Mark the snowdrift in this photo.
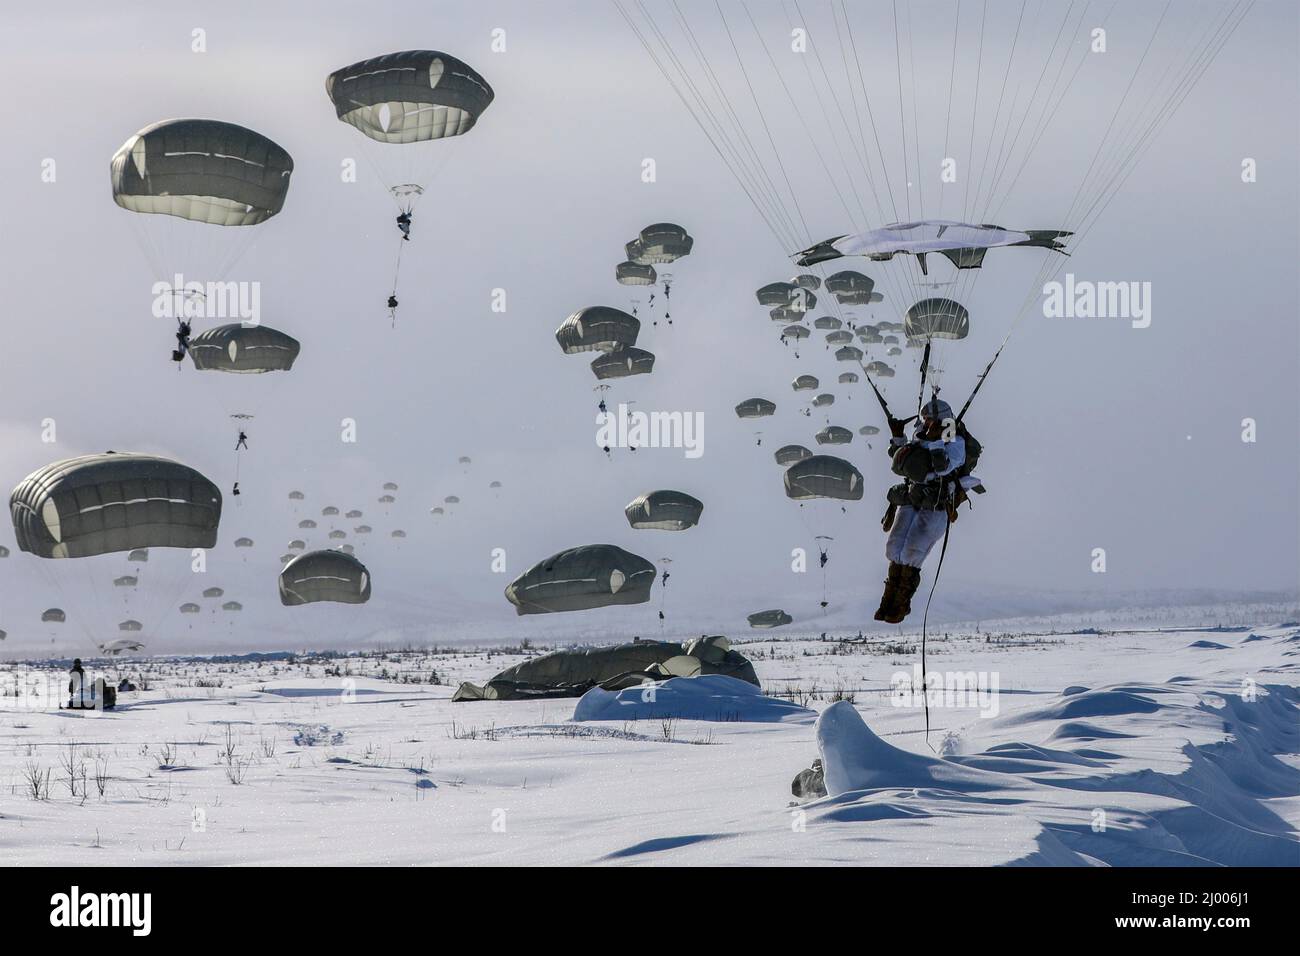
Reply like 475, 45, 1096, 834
809, 677, 1300, 866
573, 674, 815, 723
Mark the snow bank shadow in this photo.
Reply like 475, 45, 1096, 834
603, 833, 733, 859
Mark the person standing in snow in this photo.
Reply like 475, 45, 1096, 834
67, 658, 87, 709
875, 396, 981, 623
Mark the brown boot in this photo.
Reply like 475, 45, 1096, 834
894, 565, 923, 621
874, 562, 904, 622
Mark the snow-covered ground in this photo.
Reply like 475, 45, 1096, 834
1, 622, 1296, 866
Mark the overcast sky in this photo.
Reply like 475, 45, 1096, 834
0, 1, 1294, 655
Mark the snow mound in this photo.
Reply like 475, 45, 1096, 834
1188, 640, 1230, 649
809, 682, 1300, 866
816, 701, 1000, 796
573, 674, 815, 723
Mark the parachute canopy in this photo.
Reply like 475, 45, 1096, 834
624, 491, 704, 531
904, 298, 970, 342
591, 346, 655, 380
556, 307, 640, 354
326, 50, 495, 144
505, 544, 654, 616
816, 426, 853, 446
279, 549, 372, 606
627, 223, 693, 264
784, 455, 864, 501
748, 609, 793, 629
188, 324, 300, 373
774, 444, 812, 466
824, 271, 877, 303
11, 453, 221, 559
755, 281, 799, 306
798, 221, 1070, 274
111, 119, 293, 226
615, 261, 657, 286
735, 398, 776, 419
792, 375, 819, 391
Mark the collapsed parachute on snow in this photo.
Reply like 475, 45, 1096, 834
505, 544, 655, 615
452, 635, 757, 702
10, 453, 221, 559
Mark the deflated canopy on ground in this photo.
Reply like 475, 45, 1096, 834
453, 635, 758, 701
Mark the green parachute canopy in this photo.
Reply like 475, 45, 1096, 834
278, 549, 371, 606
505, 544, 655, 615
111, 119, 293, 226
326, 50, 494, 144
10, 453, 221, 559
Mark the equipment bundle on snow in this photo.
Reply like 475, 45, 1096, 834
451, 635, 758, 702
791, 758, 826, 799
